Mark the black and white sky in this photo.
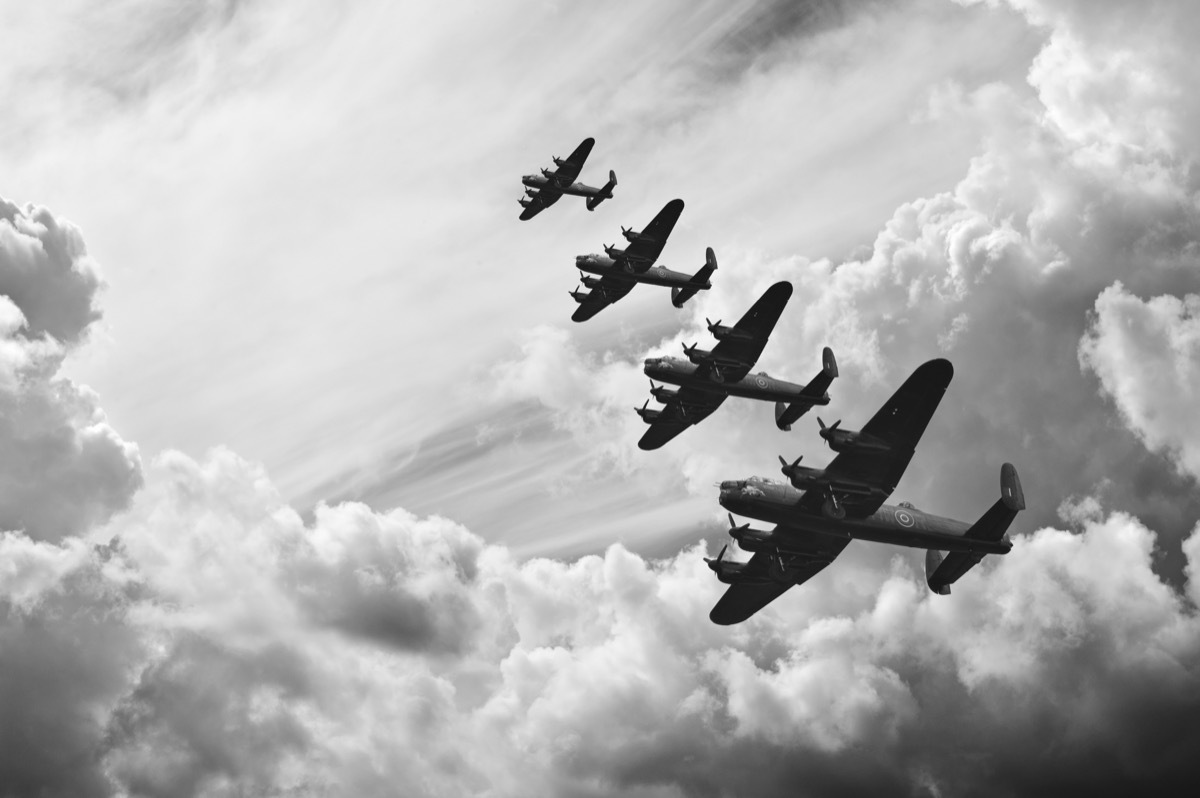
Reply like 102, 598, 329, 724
2, 0, 1200, 795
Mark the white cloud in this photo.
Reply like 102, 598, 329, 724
1080, 284, 1200, 480
5, 0, 1200, 794
3, 445, 1200, 795
1, 196, 141, 541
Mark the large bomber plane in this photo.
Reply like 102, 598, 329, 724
519, 137, 617, 221
707, 358, 1025, 624
637, 281, 838, 449
570, 199, 716, 322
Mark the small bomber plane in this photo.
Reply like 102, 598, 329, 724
707, 358, 1026, 624
570, 198, 715, 322
519, 137, 617, 221
637, 281, 838, 450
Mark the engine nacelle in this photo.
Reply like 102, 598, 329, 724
729, 525, 776, 553
683, 345, 714, 365
650, 385, 679, 403
818, 418, 888, 454
581, 275, 603, 290
708, 324, 736, 340
635, 401, 661, 423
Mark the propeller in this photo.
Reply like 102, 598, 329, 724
682, 342, 698, 356
817, 417, 841, 446
704, 544, 729, 571
727, 513, 749, 537
622, 225, 633, 236
778, 455, 803, 477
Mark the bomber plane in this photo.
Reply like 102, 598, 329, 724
706, 358, 1025, 624
519, 137, 617, 221
570, 199, 715, 322
637, 281, 837, 450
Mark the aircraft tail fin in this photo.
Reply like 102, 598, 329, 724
671, 247, 718, 308
774, 347, 837, 430
586, 170, 618, 211
925, 463, 1024, 594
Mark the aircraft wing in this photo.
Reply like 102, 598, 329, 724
637, 388, 725, 450
571, 273, 636, 322
703, 281, 793, 382
519, 188, 561, 220
622, 199, 684, 271
709, 531, 850, 624
799, 358, 954, 518
552, 137, 594, 184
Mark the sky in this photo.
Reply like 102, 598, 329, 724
2, 0, 1200, 795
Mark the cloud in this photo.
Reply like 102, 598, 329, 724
5, 0, 1200, 795
3, 444, 1200, 796
1080, 284, 1200, 480
484, 0, 1200, 565
1, 196, 141, 541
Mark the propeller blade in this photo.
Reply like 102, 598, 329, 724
817, 417, 827, 430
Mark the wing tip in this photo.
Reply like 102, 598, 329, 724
916, 357, 954, 385
708, 606, 744, 625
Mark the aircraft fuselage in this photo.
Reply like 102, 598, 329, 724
643, 356, 830, 404
718, 478, 1011, 555
576, 256, 707, 289
522, 174, 607, 197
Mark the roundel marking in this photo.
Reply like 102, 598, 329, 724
755, 376, 768, 388
895, 510, 915, 528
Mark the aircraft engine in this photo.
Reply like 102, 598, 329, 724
682, 342, 713, 365
726, 513, 775, 552
635, 400, 661, 423
649, 381, 678, 403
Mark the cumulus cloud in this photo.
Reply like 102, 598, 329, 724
488, 0, 1200, 562
2, 445, 1200, 796
1080, 284, 1200, 479
0, 196, 141, 540
6, 0, 1200, 795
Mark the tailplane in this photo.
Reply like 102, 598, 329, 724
926, 463, 1024, 594
775, 347, 837, 430
671, 247, 718, 308
586, 170, 618, 210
